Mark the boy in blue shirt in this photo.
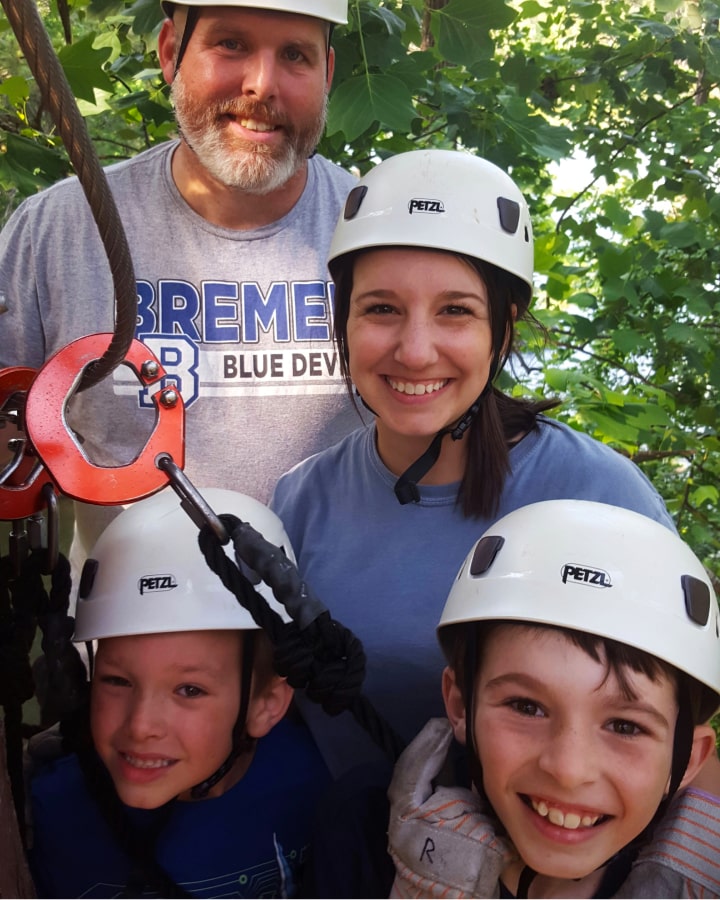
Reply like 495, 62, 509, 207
29, 488, 331, 898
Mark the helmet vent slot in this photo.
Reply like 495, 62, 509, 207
78, 558, 99, 600
497, 197, 520, 234
470, 535, 504, 576
343, 185, 368, 220
681, 574, 710, 626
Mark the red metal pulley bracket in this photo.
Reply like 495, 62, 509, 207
0, 366, 58, 520
24, 334, 185, 505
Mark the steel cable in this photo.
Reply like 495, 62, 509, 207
1, 0, 137, 391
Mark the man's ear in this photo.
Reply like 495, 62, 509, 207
678, 725, 718, 791
158, 17, 179, 85
245, 675, 293, 740
326, 46, 336, 90
442, 666, 467, 746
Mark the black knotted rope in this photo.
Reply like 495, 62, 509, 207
35, 553, 88, 727
0, 546, 86, 841
198, 515, 406, 762
0, 552, 38, 840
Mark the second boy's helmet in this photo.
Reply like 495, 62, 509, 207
440, 499, 720, 698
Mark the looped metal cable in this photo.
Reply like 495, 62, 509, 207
1, 0, 137, 391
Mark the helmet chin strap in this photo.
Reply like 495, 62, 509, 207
190, 631, 256, 799
393, 377, 493, 505
392, 343, 503, 505
172, 5, 199, 78
393, 398, 481, 504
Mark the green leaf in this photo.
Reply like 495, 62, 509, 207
432, 0, 517, 66
58, 34, 114, 103
690, 485, 720, 507
127, 0, 165, 36
659, 220, 702, 249
0, 76, 30, 105
327, 74, 416, 141
567, 292, 598, 310
582, 410, 642, 446
0, 134, 69, 192
543, 367, 584, 392
664, 323, 712, 354
610, 327, 648, 354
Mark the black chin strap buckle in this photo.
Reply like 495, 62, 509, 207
394, 480, 420, 505
392, 391, 486, 505
393, 429, 448, 505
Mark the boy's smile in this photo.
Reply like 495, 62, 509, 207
470, 624, 678, 883
91, 631, 245, 808
527, 796, 604, 829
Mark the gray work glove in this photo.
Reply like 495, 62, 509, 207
388, 718, 514, 898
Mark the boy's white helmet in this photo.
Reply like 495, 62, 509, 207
328, 149, 533, 308
440, 499, 720, 695
163, 0, 347, 23
74, 488, 295, 641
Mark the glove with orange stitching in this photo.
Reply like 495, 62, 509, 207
387, 718, 515, 899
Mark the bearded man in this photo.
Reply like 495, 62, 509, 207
0, 0, 358, 582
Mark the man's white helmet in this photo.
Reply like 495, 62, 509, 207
328, 149, 534, 308
74, 487, 295, 641
163, 0, 347, 24
440, 499, 720, 696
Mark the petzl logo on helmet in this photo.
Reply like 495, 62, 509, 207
138, 574, 178, 595
561, 564, 612, 588
408, 198, 445, 214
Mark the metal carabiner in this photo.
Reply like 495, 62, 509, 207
0, 366, 58, 520
27, 483, 59, 575
24, 334, 185, 505
156, 453, 229, 544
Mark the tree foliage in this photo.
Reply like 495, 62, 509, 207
1, 0, 719, 578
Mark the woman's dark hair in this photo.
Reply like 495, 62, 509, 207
439, 619, 720, 727
331, 248, 559, 519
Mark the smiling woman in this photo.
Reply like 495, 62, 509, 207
345, 248, 495, 484
270, 150, 677, 791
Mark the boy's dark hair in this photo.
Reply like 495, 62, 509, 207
439, 619, 720, 726
331, 250, 559, 519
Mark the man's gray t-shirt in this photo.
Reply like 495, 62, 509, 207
0, 140, 360, 567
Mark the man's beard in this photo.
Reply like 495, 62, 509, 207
171, 72, 328, 195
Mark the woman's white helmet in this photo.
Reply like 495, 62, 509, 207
162, 0, 347, 23
440, 499, 720, 696
328, 149, 534, 309
74, 487, 295, 642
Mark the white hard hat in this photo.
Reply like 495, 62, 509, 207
74, 487, 295, 641
439, 500, 720, 695
328, 149, 534, 308
163, 0, 347, 24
